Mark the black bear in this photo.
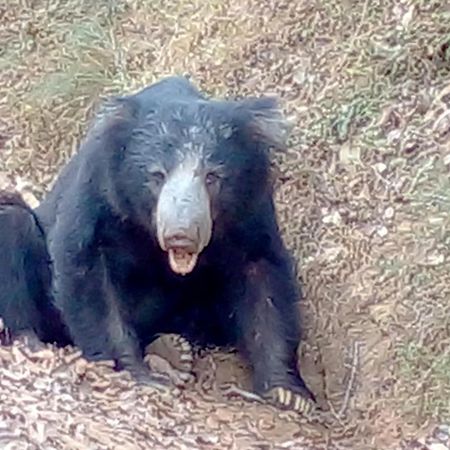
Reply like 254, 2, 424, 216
0, 191, 70, 347
0, 76, 315, 412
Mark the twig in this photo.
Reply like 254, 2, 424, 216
338, 341, 362, 419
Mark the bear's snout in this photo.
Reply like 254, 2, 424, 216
155, 161, 213, 275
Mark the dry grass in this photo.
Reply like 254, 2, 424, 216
1, 0, 450, 448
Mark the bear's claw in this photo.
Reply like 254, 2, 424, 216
264, 386, 315, 415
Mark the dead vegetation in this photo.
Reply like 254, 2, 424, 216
1, 0, 450, 448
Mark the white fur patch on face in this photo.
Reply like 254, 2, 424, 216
156, 151, 212, 276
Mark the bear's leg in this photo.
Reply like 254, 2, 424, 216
52, 253, 169, 388
234, 259, 315, 414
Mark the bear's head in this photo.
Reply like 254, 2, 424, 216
85, 77, 292, 275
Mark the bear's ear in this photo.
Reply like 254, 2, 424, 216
234, 97, 293, 150
84, 96, 139, 150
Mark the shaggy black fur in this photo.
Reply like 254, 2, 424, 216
0, 76, 314, 401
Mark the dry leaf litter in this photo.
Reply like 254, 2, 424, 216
1, 0, 450, 448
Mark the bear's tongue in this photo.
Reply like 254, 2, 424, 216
168, 248, 198, 275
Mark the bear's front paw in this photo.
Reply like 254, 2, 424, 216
264, 386, 316, 415
144, 333, 194, 384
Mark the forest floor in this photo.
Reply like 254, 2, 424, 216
1, 1, 450, 448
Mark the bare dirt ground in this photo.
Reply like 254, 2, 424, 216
1, 0, 450, 448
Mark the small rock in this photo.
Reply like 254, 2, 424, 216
377, 226, 388, 237
322, 246, 342, 261
387, 129, 402, 143
429, 444, 449, 450
322, 210, 342, 225
428, 217, 445, 225
426, 253, 445, 266
293, 68, 308, 85
373, 162, 387, 174
384, 207, 394, 219
196, 434, 219, 445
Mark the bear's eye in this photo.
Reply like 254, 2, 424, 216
205, 172, 221, 186
149, 170, 166, 186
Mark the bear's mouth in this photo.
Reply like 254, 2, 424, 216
168, 248, 199, 275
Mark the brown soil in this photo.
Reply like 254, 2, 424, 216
1, 0, 450, 448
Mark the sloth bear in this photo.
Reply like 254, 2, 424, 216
0, 76, 315, 412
